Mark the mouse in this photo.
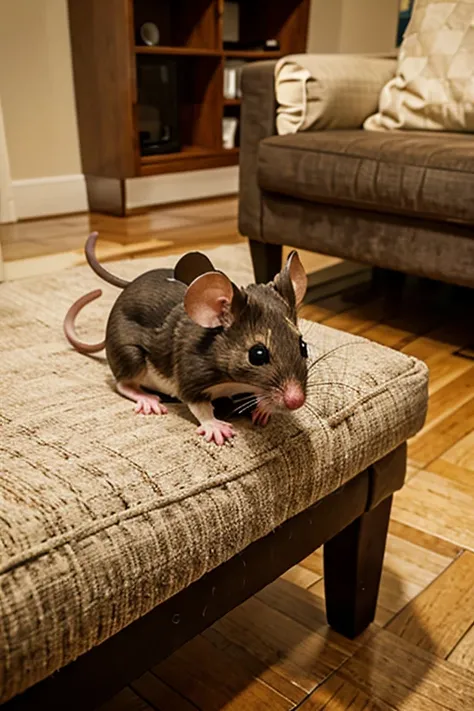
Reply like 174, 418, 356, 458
64, 232, 309, 445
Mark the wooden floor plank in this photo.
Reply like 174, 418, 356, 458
354, 321, 414, 349
298, 303, 333, 323
392, 463, 474, 551
131, 672, 199, 711
401, 331, 461, 363
255, 577, 370, 656
336, 629, 474, 711
209, 596, 349, 694
153, 634, 293, 710
202, 627, 306, 705
298, 673, 392, 710
418, 367, 474, 429
388, 520, 462, 560
300, 549, 324, 577
442, 429, 474, 473
280, 564, 322, 590
97, 687, 154, 711
321, 297, 388, 335
426, 354, 473, 395
448, 623, 474, 672
388, 552, 474, 658
408, 394, 474, 468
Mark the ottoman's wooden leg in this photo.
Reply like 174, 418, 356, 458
249, 240, 282, 283
323, 495, 392, 638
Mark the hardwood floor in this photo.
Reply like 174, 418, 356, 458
0, 198, 340, 280
2, 198, 473, 710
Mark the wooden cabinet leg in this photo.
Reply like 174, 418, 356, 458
323, 495, 392, 639
249, 240, 282, 283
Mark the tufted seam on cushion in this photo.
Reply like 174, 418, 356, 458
328, 358, 428, 427
0, 447, 277, 577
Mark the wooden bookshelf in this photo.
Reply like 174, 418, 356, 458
224, 50, 282, 59
68, 0, 310, 215
135, 46, 222, 57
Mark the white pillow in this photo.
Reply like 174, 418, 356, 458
365, 0, 474, 132
275, 54, 397, 135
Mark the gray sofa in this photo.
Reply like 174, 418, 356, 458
239, 59, 474, 288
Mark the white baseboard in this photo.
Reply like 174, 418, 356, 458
9, 166, 238, 219
126, 165, 239, 210
12, 174, 88, 220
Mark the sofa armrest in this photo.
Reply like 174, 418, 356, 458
238, 60, 278, 241
275, 54, 397, 134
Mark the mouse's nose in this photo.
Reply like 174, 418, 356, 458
283, 382, 306, 410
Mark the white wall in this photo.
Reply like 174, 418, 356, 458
307, 0, 400, 54
307, 0, 343, 53
0, 0, 81, 180
338, 0, 400, 54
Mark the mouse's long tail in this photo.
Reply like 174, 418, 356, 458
85, 231, 130, 289
63, 289, 106, 354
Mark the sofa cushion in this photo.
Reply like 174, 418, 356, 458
274, 54, 397, 135
258, 129, 474, 225
365, 0, 474, 133
0, 258, 428, 703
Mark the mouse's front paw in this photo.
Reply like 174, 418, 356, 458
251, 404, 272, 427
197, 419, 235, 445
135, 394, 168, 416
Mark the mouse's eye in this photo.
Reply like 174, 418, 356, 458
249, 343, 270, 366
299, 336, 308, 359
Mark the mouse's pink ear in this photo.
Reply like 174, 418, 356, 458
184, 271, 236, 328
274, 251, 307, 309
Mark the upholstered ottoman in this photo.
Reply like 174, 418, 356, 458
0, 263, 428, 710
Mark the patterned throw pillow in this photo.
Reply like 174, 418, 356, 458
365, 0, 474, 132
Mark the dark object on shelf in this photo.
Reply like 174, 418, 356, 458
224, 39, 280, 52
138, 21, 160, 46
137, 56, 180, 156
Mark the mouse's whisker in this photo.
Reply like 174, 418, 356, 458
234, 400, 260, 416
231, 394, 264, 416
230, 395, 256, 410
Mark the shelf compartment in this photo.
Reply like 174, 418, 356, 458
135, 54, 222, 161
133, 0, 219, 50
238, 0, 310, 56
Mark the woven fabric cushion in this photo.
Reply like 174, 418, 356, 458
365, 0, 474, 132
0, 258, 428, 703
275, 54, 397, 135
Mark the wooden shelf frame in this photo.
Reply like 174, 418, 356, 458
135, 46, 283, 59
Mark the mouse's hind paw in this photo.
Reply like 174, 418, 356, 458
116, 382, 168, 416
135, 394, 168, 416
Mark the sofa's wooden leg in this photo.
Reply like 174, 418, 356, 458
249, 240, 282, 283
323, 495, 392, 639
